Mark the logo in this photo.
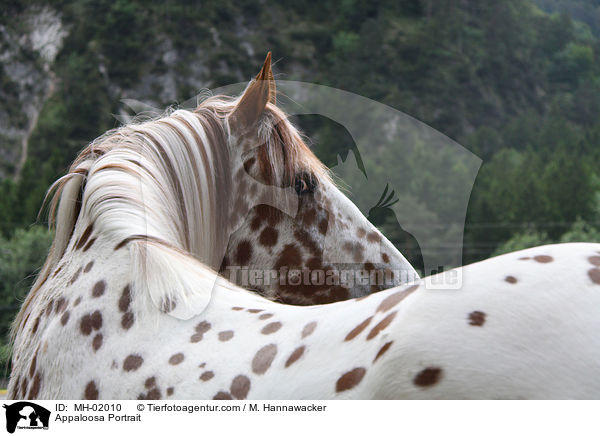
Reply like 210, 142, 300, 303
2, 402, 50, 433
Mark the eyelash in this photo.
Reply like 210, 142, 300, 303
294, 173, 317, 195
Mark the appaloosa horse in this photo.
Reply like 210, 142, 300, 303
8, 54, 600, 399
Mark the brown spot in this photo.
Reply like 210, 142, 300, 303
146, 388, 161, 399
377, 285, 419, 313
161, 297, 177, 313
218, 331, 234, 342
367, 232, 382, 243
285, 346, 305, 367
82, 237, 97, 252
92, 333, 103, 351
252, 344, 277, 375
230, 375, 251, 399
259, 227, 279, 247
55, 297, 67, 313
92, 280, 106, 298
69, 267, 82, 285
534, 255, 553, 263
275, 244, 302, 269
145, 377, 156, 388
301, 321, 317, 338
121, 311, 134, 329
518, 256, 530, 260
191, 321, 211, 342
259, 313, 274, 320
335, 368, 366, 393
231, 307, 244, 311
235, 240, 253, 265
261, 322, 282, 335
80, 315, 92, 336
169, 353, 184, 365
588, 268, 600, 285
589, 256, 600, 267
44, 300, 54, 317
60, 311, 70, 326
123, 354, 143, 371
366, 312, 397, 340
345, 317, 373, 341
84, 261, 94, 273
247, 308, 263, 313
74, 296, 82, 306
118, 285, 131, 312
357, 228, 366, 238
200, 371, 214, 381
90, 311, 102, 330
213, 391, 233, 400
166, 387, 174, 396
84, 381, 98, 400
374, 341, 393, 363
342, 241, 364, 263
318, 218, 328, 235
468, 310, 486, 326
76, 224, 94, 250
414, 367, 442, 387
505, 276, 517, 284
381, 252, 390, 263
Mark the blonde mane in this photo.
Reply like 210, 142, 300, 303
13, 91, 331, 335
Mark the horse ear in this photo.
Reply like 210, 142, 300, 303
230, 52, 276, 129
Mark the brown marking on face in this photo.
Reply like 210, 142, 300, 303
213, 391, 233, 400
285, 346, 305, 367
119, 285, 131, 312
90, 311, 102, 330
376, 285, 419, 313
259, 313, 274, 320
302, 321, 317, 338
255, 204, 283, 227
518, 256, 530, 260
413, 367, 442, 387
356, 228, 366, 238
247, 309, 263, 313
84, 261, 94, 273
588, 268, 600, 284
145, 377, 156, 388
218, 331, 234, 342
60, 311, 70, 326
335, 368, 366, 393
167, 387, 174, 396
373, 341, 393, 363
123, 354, 144, 371
121, 311, 134, 329
92, 280, 106, 298
342, 241, 364, 263
235, 240, 253, 265
83, 237, 97, 252
74, 297, 82, 306
252, 344, 277, 375
146, 388, 161, 399
169, 353, 184, 365
92, 333, 103, 351
76, 224, 94, 250
84, 381, 99, 400
301, 207, 317, 227
161, 297, 177, 313
505, 276, 517, 284
232, 307, 244, 311
200, 371, 214, 381
275, 244, 302, 269
230, 375, 251, 400
259, 227, 279, 247
381, 252, 390, 263
243, 157, 256, 172
345, 316, 373, 341
367, 232, 382, 243
366, 311, 397, 340
261, 322, 282, 335
318, 218, 328, 235
534, 255, 553, 263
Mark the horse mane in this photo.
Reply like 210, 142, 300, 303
12, 89, 331, 336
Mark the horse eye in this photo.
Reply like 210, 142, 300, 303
295, 173, 316, 195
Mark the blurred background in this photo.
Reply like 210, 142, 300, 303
1, 0, 600, 370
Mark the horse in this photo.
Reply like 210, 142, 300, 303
8, 54, 600, 399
